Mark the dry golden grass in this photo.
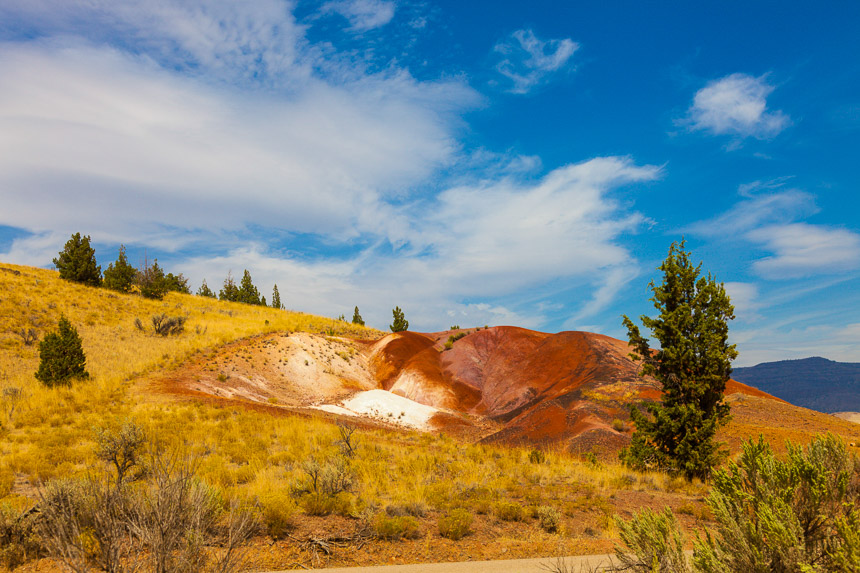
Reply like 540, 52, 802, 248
0, 262, 715, 570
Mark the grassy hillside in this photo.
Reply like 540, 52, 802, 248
0, 262, 723, 570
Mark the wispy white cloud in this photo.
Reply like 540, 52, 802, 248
749, 223, 860, 279
154, 157, 660, 331
320, 0, 396, 32
494, 29, 578, 94
0, 0, 310, 87
723, 281, 761, 321
687, 180, 860, 280
686, 188, 818, 237
686, 73, 790, 140
0, 41, 477, 249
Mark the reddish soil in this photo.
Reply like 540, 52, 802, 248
155, 326, 857, 459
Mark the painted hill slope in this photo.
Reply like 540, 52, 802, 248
367, 327, 792, 453
732, 357, 860, 413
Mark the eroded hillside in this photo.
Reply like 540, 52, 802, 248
156, 325, 860, 456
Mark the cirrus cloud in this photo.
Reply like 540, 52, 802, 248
494, 29, 579, 94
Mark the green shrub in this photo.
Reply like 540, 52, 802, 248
53, 232, 101, 286
390, 306, 408, 333
614, 507, 688, 573
612, 418, 628, 432
438, 508, 473, 540
103, 245, 136, 293
494, 501, 524, 522
693, 433, 860, 572
536, 505, 560, 533
373, 512, 420, 540
137, 257, 167, 300
34, 316, 89, 386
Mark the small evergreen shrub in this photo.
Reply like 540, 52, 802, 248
103, 245, 136, 293
389, 306, 408, 332
528, 449, 546, 464
35, 316, 89, 386
53, 232, 101, 286
196, 279, 216, 298
438, 508, 473, 540
137, 257, 167, 300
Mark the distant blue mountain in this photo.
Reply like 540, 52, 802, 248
732, 357, 860, 413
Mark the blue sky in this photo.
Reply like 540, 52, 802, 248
1, 1, 859, 366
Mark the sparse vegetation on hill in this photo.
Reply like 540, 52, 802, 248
1, 260, 859, 570
0, 261, 727, 570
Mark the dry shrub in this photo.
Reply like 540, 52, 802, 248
494, 501, 525, 522
438, 508, 473, 540
536, 505, 561, 533
372, 512, 420, 540
0, 503, 43, 569
150, 314, 186, 336
258, 490, 296, 539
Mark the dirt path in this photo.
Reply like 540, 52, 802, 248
262, 553, 617, 572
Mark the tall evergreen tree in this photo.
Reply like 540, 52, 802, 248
103, 245, 136, 293
271, 284, 282, 309
164, 272, 190, 294
390, 306, 408, 332
35, 316, 89, 386
352, 306, 365, 326
621, 240, 737, 480
238, 270, 261, 305
137, 256, 167, 300
53, 232, 101, 286
197, 279, 216, 298
219, 271, 239, 302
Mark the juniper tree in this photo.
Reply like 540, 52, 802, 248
390, 306, 408, 332
238, 270, 261, 305
53, 232, 102, 286
219, 271, 239, 302
271, 284, 282, 309
137, 257, 167, 300
352, 306, 364, 326
621, 240, 737, 480
103, 245, 136, 293
196, 280, 215, 298
164, 273, 190, 294
35, 316, 89, 386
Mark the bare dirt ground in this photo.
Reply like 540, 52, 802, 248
833, 411, 860, 425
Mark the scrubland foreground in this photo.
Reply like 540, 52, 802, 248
0, 262, 858, 572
